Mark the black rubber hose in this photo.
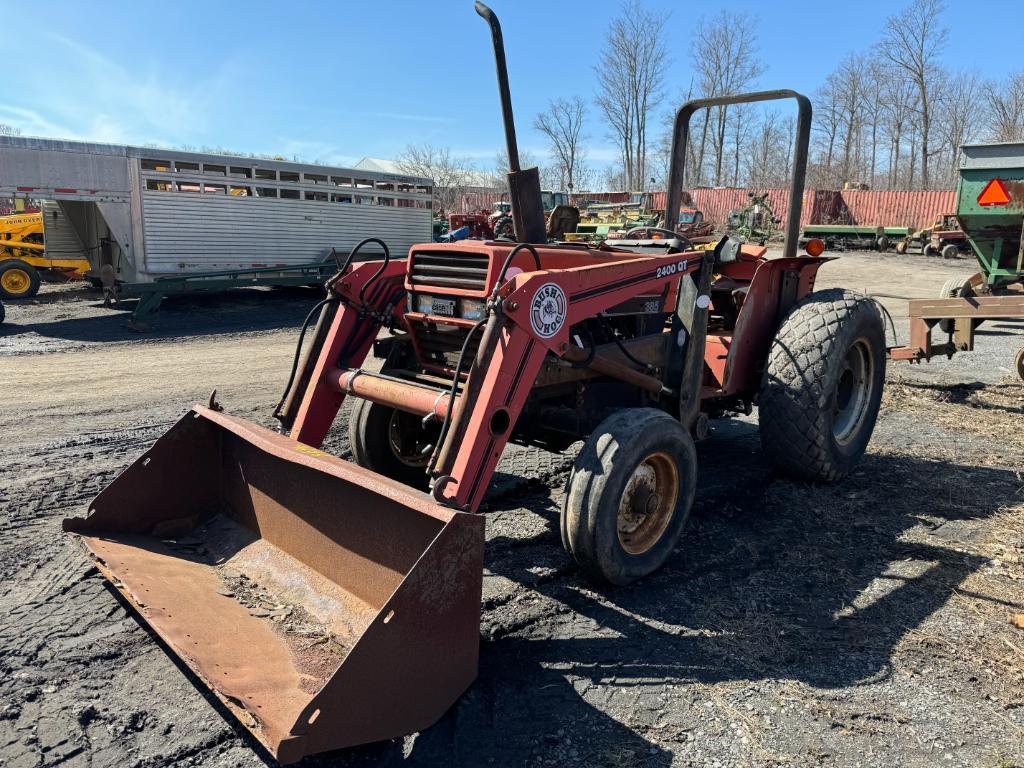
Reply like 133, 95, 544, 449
273, 297, 340, 419
427, 318, 488, 476
353, 237, 391, 302
492, 242, 541, 297
598, 313, 654, 371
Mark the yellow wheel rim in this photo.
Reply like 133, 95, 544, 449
1, 267, 31, 296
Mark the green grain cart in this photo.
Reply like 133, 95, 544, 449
890, 142, 1024, 379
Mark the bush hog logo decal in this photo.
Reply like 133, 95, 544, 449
530, 282, 567, 338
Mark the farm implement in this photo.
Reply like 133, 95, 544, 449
63, 3, 887, 762
890, 142, 1024, 379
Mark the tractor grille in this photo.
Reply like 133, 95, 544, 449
411, 320, 483, 371
409, 251, 491, 292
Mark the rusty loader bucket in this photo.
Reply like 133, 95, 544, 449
63, 406, 484, 763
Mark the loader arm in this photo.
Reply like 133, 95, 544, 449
290, 259, 408, 446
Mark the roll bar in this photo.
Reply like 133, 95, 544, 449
663, 90, 812, 260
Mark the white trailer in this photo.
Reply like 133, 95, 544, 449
0, 136, 433, 325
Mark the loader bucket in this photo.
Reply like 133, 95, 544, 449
63, 406, 484, 764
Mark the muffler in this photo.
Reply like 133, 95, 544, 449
63, 406, 484, 763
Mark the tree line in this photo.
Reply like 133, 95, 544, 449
399, 0, 1023, 200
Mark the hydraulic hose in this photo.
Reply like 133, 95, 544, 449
273, 296, 341, 421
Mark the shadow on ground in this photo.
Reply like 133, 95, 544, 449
0, 285, 322, 345
286, 416, 1019, 766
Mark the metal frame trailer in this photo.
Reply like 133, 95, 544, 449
890, 141, 1024, 379
0, 137, 433, 327
799, 224, 911, 253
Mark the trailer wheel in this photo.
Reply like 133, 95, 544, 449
895, 239, 908, 255
562, 408, 697, 586
348, 398, 437, 490
0, 260, 41, 298
876, 235, 890, 252
937, 275, 975, 334
760, 288, 885, 482
941, 244, 960, 260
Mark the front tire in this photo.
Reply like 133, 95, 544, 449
760, 289, 885, 482
0, 260, 41, 298
562, 408, 697, 586
941, 243, 960, 260
348, 398, 437, 490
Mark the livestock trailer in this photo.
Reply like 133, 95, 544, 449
0, 137, 433, 326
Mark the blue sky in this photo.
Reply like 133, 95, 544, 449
0, 0, 1017, 171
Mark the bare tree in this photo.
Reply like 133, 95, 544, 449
746, 109, 787, 187
879, 0, 949, 188
0, 123, 21, 136
728, 104, 752, 186
835, 54, 867, 183
595, 0, 670, 191
689, 10, 765, 186
395, 144, 475, 213
861, 61, 885, 186
534, 97, 588, 194
939, 71, 984, 183
493, 147, 540, 188
984, 71, 1024, 142
811, 76, 843, 187
879, 70, 916, 188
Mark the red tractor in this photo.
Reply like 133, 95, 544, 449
64, 4, 886, 762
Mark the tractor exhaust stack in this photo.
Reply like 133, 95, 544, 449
474, 1, 547, 244
63, 407, 484, 763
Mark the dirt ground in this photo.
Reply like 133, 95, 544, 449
1, 250, 1022, 768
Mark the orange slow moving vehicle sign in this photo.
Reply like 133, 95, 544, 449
977, 178, 1011, 207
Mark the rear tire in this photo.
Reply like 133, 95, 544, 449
876, 235, 890, 252
760, 289, 885, 482
348, 398, 437, 490
562, 408, 697, 586
941, 243, 960, 260
938, 275, 974, 334
0, 260, 41, 298
924, 244, 939, 258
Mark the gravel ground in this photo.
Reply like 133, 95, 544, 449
0, 250, 1022, 768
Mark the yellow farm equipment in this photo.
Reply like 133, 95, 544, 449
0, 210, 90, 298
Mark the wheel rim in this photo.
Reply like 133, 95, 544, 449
1, 268, 31, 296
833, 337, 874, 446
387, 410, 434, 467
616, 451, 679, 555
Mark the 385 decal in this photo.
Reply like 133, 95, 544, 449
655, 259, 688, 279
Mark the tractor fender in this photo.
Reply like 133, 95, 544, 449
716, 256, 831, 397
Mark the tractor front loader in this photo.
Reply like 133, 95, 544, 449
63, 3, 886, 763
